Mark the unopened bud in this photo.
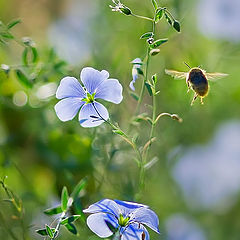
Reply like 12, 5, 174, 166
150, 49, 160, 56
171, 114, 183, 123
147, 37, 154, 44
120, 6, 132, 15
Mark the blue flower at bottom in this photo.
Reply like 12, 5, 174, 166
54, 67, 123, 128
83, 199, 160, 240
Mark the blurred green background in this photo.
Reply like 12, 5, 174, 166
0, 0, 240, 239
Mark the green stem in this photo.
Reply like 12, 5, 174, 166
131, 13, 153, 22
135, 47, 151, 115
164, 8, 175, 21
138, 20, 157, 193
51, 212, 66, 239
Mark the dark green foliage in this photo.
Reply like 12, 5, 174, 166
64, 223, 77, 235
44, 205, 63, 215
155, 8, 164, 23
140, 32, 153, 39
61, 215, 80, 225
150, 38, 168, 48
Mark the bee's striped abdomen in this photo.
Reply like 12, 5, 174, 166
188, 68, 208, 97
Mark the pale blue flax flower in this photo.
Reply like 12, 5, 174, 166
129, 58, 143, 91
83, 199, 160, 240
55, 67, 123, 127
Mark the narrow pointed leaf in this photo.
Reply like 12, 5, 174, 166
173, 20, 181, 32
64, 223, 77, 235
151, 0, 158, 10
31, 47, 38, 63
45, 225, 54, 238
61, 186, 69, 212
130, 92, 139, 101
150, 38, 168, 48
7, 19, 21, 29
22, 48, 29, 66
155, 8, 164, 23
70, 178, 87, 200
61, 215, 81, 225
140, 32, 153, 39
165, 13, 172, 25
44, 205, 63, 215
1, 33, 14, 39
36, 229, 48, 236
15, 69, 32, 88
145, 82, 153, 96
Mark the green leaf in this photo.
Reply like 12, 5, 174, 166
144, 157, 159, 170
130, 92, 139, 101
155, 8, 164, 23
150, 38, 168, 48
61, 215, 81, 225
7, 19, 21, 29
54, 61, 67, 70
15, 69, 32, 88
151, 0, 158, 10
64, 223, 77, 235
140, 32, 153, 39
36, 228, 49, 236
31, 47, 38, 63
137, 68, 144, 75
1, 33, 14, 39
112, 129, 125, 136
22, 48, 29, 66
45, 225, 54, 238
44, 205, 63, 215
70, 178, 88, 200
173, 20, 181, 32
165, 13, 172, 25
61, 186, 69, 212
152, 74, 157, 84
145, 82, 153, 96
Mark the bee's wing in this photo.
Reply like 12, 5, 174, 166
165, 69, 187, 80
206, 72, 228, 81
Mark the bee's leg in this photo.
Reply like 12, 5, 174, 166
187, 81, 191, 93
200, 97, 204, 105
191, 93, 198, 106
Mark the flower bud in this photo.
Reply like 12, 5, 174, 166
120, 6, 132, 15
147, 37, 154, 44
150, 49, 160, 56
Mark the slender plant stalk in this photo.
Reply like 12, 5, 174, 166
51, 212, 66, 239
135, 47, 151, 115
137, 18, 157, 193
131, 13, 153, 22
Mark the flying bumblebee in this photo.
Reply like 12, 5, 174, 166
165, 63, 228, 105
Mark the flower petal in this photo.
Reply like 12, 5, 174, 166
129, 69, 138, 91
79, 102, 109, 128
121, 223, 150, 240
86, 213, 118, 238
56, 77, 86, 99
130, 207, 160, 234
54, 97, 84, 122
95, 79, 123, 104
101, 70, 109, 79
83, 199, 120, 216
80, 67, 109, 94
114, 200, 147, 216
